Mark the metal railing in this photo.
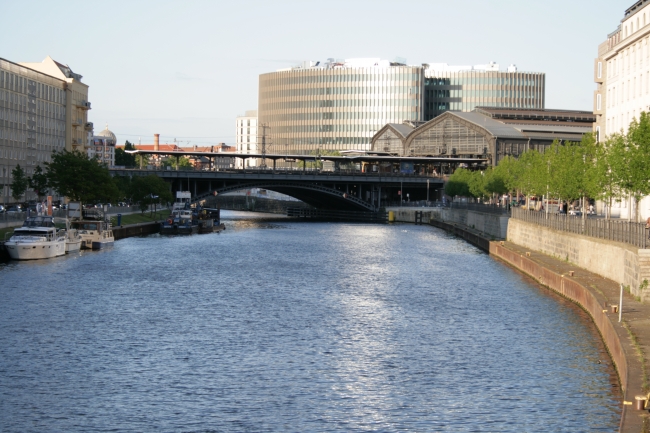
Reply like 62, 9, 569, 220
386, 201, 509, 215
511, 207, 648, 249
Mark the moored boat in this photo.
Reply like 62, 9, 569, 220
70, 208, 115, 250
160, 191, 199, 235
4, 216, 66, 260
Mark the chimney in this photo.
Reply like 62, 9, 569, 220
154, 133, 160, 151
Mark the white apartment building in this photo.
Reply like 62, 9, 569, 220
595, 0, 650, 138
594, 0, 650, 219
235, 110, 258, 168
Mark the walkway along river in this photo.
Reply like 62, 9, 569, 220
0, 211, 621, 432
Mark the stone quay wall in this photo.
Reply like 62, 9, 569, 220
507, 219, 650, 303
386, 207, 509, 240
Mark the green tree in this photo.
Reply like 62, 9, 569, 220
297, 150, 341, 169
114, 140, 138, 167
492, 155, 523, 200
599, 133, 626, 218
45, 150, 120, 203
516, 150, 546, 203
483, 167, 509, 197
10, 164, 28, 202
467, 170, 488, 199
444, 168, 472, 198
28, 165, 49, 200
162, 156, 192, 170
621, 112, 650, 221
130, 175, 173, 214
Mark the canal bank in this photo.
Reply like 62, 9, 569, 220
390, 207, 650, 432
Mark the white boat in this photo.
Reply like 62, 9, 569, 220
64, 228, 83, 253
71, 218, 115, 250
4, 216, 66, 260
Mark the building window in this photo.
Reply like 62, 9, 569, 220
597, 94, 602, 110
598, 62, 602, 79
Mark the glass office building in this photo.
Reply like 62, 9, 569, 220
258, 59, 544, 155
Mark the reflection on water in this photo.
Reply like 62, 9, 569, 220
0, 211, 620, 432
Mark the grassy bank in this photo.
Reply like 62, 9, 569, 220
110, 210, 170, 226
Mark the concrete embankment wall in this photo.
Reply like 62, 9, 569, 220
507, 219, 650, 302
386, 207, 508, 240
113, 221, 161, 240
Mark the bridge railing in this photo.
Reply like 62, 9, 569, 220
111, 166, 445, 179
511, 207, 649, 249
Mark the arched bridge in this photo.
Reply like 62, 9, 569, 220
110, 168, 446, 211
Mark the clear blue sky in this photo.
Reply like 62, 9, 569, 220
1, 0, 627, 147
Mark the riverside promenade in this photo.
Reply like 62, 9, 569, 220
389, 207, 650, 432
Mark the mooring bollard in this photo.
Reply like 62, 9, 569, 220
117, 214, 122, 226
610, 305, 619, 314
635, 396, 647, 411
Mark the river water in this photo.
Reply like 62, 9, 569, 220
0, 211, 621, 432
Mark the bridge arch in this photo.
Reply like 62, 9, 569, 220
194, 181, 376, 211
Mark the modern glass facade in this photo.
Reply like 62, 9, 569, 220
258, 66, 423, 155
258, 60, 545, 155
424, 71, 546, 120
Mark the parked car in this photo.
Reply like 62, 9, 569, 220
6, 206, 24, 215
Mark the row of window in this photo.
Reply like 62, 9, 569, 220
606, 71, 650, 107
0, 90, 66, 121
261, 85, 421, 99
0, 69, 65, 104
261, 98, 420, 110
270, 123, 408, 134
262, 69, 422, 87
425, 75, 543, 86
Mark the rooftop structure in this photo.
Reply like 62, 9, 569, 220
371, 107, 594, 166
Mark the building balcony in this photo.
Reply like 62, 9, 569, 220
76, 100, 91, 110
85, 122, 94, 131
72, 118, 83, 127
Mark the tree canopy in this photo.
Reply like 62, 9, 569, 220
114, 140, 138, 167
130, 175, 173, 213
45, 150, 120, 203
10, 165, 28, 201
28, 165, 49, 199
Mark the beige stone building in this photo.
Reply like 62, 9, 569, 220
20, 56, 91, 153
1, 56, 90, 204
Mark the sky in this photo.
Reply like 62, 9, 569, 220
1, 0, 628, 147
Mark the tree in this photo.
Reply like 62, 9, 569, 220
297, 150, 341, 169
45, 150, 120, 203
10, 165, 28, 202
444, 168, 472, 198
130, 175, 173, 214
162, 156, 192, 170
516, 150, 546, 202
622, 112, 650, 221
467, 170, 488, 200
114, 140, 138, 167
28, 165, 49, 200
483, 167, 509, 197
